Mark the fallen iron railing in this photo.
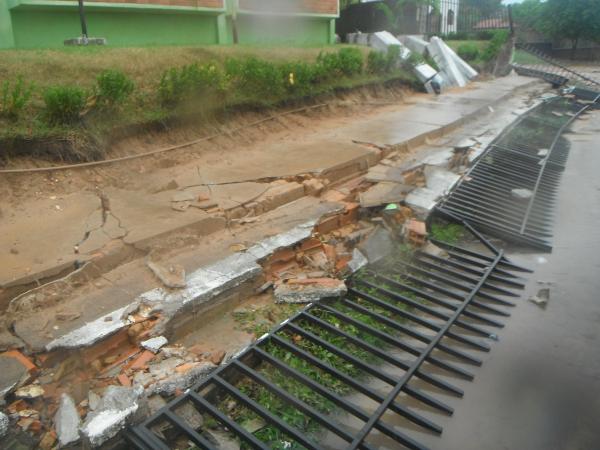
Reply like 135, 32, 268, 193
126, 229, 527, 450
437, 95, 591, 251
513, 43, 600, 90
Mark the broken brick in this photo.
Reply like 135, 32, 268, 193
406, 219, 427, 246
268, 260, 299, 279
17, 417, 35, 431
117, 374, 131, 387
303, 178, 325, 196
286, 278, 343, 287
38, 431, 57, 450
82, 328, 130, 365
175, 363, 198, 374
52, 354, 82, 382
209, 350, 226, 366
28, 419, 43, 434
8, 399, 29, 414
41, 382, 64, 401
340, 202, 360, 227
127, 323, 146, 341
321, 189, 348, 203
322, 244, 337, 265
269, 248, 296, 264
128, 350, 155, 370
299, 237, 323, 252
316, 215, 340, 235
407, 219, 427, 236
90, 359, 103, 373
3, 350, 38, 375
100, 348, 140, 375
335, 256, 351, 273
188, 345, 207, 357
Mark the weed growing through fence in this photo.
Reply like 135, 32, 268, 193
429, 221, 466, 244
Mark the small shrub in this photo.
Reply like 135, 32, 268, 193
367, 51, 388, 74
159, 63, 227, 108
317, 47, 364, 79
96, 69, 134, 107
457, 43, 480, 62
280, 61, 319, 97
367, 46, 402, 74
225, 57, 284, 101
482, 30, 510, 62
43, 86, 87, 124
0, 76, 34, 120
337, 47, 364, 76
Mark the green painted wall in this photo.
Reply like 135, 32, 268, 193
0, 2, 15, 49
10, 9, 219, 48
236, 15, 331, 46
2, 2, 337, 49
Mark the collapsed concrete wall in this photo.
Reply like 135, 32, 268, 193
348, 30, 478, 94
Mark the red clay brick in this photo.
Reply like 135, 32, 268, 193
316, 215, 340, 235
2, 350, 38, 375
128, 350, 155, 370
340, 202, 359, 227
117, 374, 132, 387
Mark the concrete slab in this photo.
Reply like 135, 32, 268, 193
1, 75, 536, 294
359, 182, 415, 208
428, 37, 468, 87
0, 353, 28, 400
400, 35, 429, 55
11, 197, 344, 352
1, 192, 104, 287
405, 166, 460, 218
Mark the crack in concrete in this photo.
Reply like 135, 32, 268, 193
74, 190, 130, 254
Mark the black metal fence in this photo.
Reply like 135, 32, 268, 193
337, 0, 511, 38
425, 0, 511, 36
437, 95, 595, 252
127, 226, 529, 450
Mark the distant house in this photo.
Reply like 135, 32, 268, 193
0, 0, 339, 49
473, 18, 509, 30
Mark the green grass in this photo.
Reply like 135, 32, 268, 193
445, 40, 490, 53
512, 49, 545, 65
429, 222, 466, 244
0, 44, 419, 162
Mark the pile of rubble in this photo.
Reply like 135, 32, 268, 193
0, 139, 475, 449
347, 31, 479, 93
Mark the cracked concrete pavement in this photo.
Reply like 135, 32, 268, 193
1, 75, 537, 292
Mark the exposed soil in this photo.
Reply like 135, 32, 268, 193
0, 81, 413, 205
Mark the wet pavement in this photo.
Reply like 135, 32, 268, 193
415, 108, 600, 449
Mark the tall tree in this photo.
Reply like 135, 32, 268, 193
462, 0, 503, 17
541, 0, 600, 55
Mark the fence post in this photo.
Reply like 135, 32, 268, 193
508, 4, 515, 36
78, 0, 88, 38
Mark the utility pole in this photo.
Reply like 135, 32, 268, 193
78, 0, 89, 39
64, 0, 106, 46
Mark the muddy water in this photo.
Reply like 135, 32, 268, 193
314, 110, 600, 450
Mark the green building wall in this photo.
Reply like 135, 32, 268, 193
10, 9, 220, 48
236, 15, 333, 46
0, 1, 338, 49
